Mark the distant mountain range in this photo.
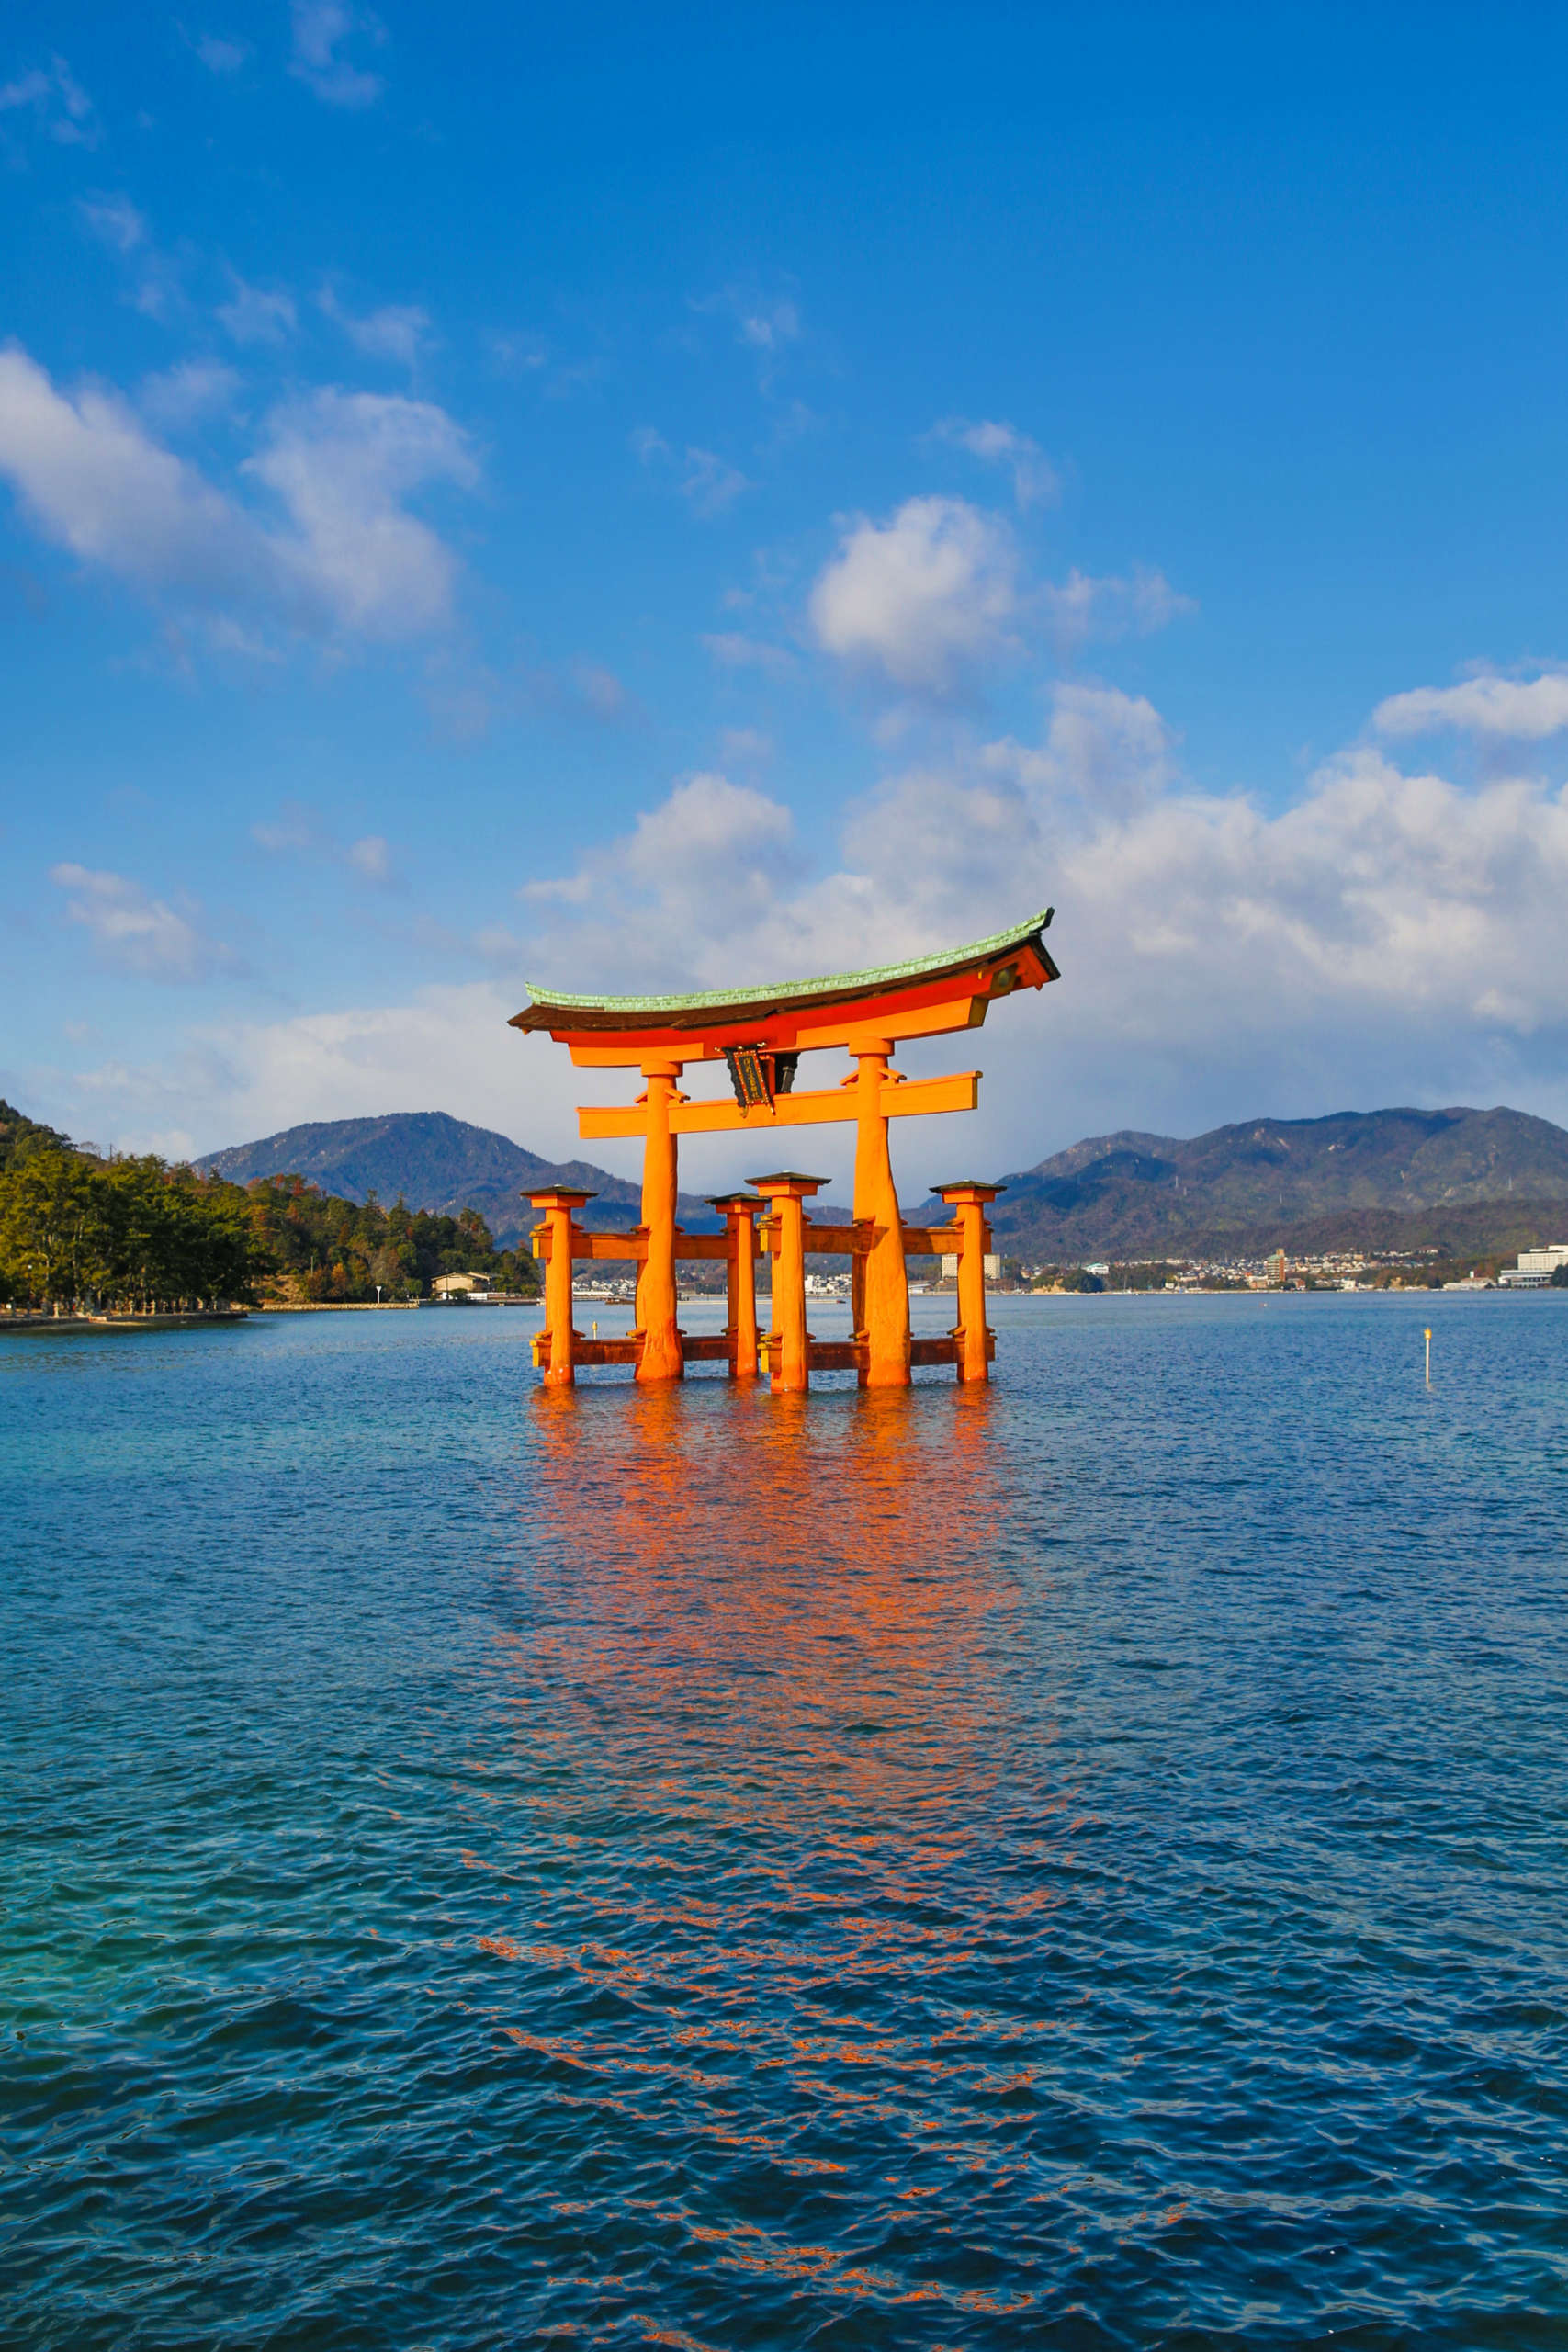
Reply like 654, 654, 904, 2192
194, 1111, 724, 1240
193, 1103, 1568, 1261
981, 1105, 1568, 1260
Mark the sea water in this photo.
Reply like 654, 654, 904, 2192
3, 1295, 1566, 2348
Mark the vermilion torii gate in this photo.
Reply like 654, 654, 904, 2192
511, 910, 1058, 1391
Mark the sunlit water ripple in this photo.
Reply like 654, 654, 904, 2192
3, 1294, 1567, 2348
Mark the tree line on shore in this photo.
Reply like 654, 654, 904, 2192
0, 1100, 540, 1312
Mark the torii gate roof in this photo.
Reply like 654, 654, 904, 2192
512, 908, 1057, 1062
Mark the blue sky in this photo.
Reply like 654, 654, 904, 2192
5, 2, 1568, 1193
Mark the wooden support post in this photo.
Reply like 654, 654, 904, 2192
750, 1172, 827, 1394
707, 1193, 761, 1379
852, 1041, 910, 1388
526, 1187, 596, 1385
636, 1060, 684, 1383
932, 1181, 1004, 1384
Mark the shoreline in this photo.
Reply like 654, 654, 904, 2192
0, 1308, 252, 1334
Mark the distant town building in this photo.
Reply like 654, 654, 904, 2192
1266, 1249, 1287, 1283
1498, 1243, 1568, 1289
432, 1272, 492, 1298
941, 1253, 1000, 1280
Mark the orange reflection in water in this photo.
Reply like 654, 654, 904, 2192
503, 1377, 1032, 1845
476, 1382, 1075, 2315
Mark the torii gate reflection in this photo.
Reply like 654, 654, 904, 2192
512, 912, 1058, 1393
516, 1381, 1011, 1823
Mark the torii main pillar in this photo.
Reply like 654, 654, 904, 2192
634, 1058, 684, 1383
851, 1039, 910, 1387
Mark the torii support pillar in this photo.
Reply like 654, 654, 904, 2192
933, 1182, 1004, 1384
707, 1193, 761, 1379
852, 1040, 911, 1388
529, 1187, 596, 1386
635, 1060, 684, 1383
750, 1172, 828, 1394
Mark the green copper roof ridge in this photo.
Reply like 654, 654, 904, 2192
521, 908, 1052, 1015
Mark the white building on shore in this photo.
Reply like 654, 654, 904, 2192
1498, 1244, 1568, 1289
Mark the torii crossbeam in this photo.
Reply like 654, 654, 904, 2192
510, 910, 1058, 1391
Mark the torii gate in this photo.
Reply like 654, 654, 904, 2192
511, 910, 1058, 1392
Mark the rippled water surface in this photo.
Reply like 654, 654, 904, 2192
4, 1295, 1568, 2348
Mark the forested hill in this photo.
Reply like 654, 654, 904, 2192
195, 1110, 722, 1238
982, 1105, 1568, 1260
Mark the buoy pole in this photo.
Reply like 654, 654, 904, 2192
1425, 1326, 1432, 1386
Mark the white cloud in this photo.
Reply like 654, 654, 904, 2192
38, 680, 1568, 1182
217, 277, 298, 347
78, 194, 146, 254
247, 388, 477, 637
0, 345, 477, 647
521, 773, 800, 995
0, 346, 257, 597
808, 495, 1021, 694
347, 833, 391, 881
984, 684, 1176, 815
1373, 672, 1568, 741
0, 54, 96, 146
925, 416, 1059, 508
319, 287, 433, 368
496, 700, 1568, 1179
288, 0, 385, 107
50, 864, 229, 983
1043, 563, 1195, 651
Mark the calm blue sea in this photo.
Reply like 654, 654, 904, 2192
4, 1294, 1567, 2349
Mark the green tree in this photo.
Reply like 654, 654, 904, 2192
0, 1150, 114, 1306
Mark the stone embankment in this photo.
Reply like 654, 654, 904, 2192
0, 1308, 253, 1333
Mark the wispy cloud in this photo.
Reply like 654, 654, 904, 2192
632, 427, 749, 516
692, 284, 804, 390
319, 285, 433, 368
189, 30, 252, 74
347, 833, 391, 881
250, 803, 397, 884
699, 632, 797, 679
288, 0, 386, 108
925, 416, 1059, 508
77, 197, 188, 323
50, 864, 231, 982
137, 359, 242, 433
0, 55, 97, 148
217, 276, 298, 347
1042, 564, 1195, 652
78, 194, 146, 255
